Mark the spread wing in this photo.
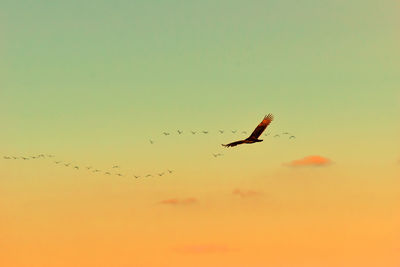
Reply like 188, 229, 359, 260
222, 140, 245, 147
248, 114, 274, 139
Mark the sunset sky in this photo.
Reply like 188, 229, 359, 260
1, 1, 399, 266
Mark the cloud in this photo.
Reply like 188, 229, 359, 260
285, 155, 332, 167
159, 197, 197, 205
175, 244, 232, 254
233, 189, 262, 198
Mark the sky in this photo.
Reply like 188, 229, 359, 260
1, 0, 399, 266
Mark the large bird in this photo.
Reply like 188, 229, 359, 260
222, 114, 274, 147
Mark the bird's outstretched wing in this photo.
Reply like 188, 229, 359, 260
248, 114, 273, 139
222, 140, 245, 147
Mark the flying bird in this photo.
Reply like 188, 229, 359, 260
219, 130, 224, 134
163, 132, 170, 136
54, 161, 61, 164
222, 114, 274, 147
149, 139, 154, 144
264, 132, 271, 136
21, 157, 29, 160
74, 166, 79, 170
289, 135, 296, 139
158, 172, 164, 176
212, 153, 223, 158
112, 165, 119, 168
93, 169, 101, 173
116, 173, 123, 177
134, 175, 140, 178
177, 130, 183, 135
145, 174, 153, 177
64, 163, 71, 167
282, 132, 289, 135
274, 134, 280, 138
202, 130, 208, 134
191, 131, 196, 135
231, 130, 237, 133
86, 166, 92, 170
105, 172, 111, 175
167, 169, 173, 174
3, 156, 11, 159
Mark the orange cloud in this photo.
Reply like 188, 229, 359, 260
159, 197, 197, 205
286, 155, 332, 167
233, 189, 262, 198
175, 244, 232, 254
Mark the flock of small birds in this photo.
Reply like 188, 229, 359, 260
149, 130, 296, 158
2, 154, 174, 180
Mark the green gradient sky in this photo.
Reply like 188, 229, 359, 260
1, 1, 399, 266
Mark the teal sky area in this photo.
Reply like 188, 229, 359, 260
1, 0, 399, 166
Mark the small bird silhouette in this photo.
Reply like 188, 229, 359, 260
158, 172, 164, 176
134, 175, 140, 178
213, 153, 223, 158
202, 131, 209, 134
223, 114, 274, 147
93, 169, 101, 173
167, 169, 173, 174
177, 130, 183, 135
274, 134, 280, 138
74, 166, 79, 170
105, 172, 111, 175
86, 166, 92, 170
112, 165, 119, 168
149, 139, 154, 144
21, 157, 29, 160
145, 174, 153, 177
264, 132, 271, 136
289, 135, 296, 139
12, 156, 19, 159
282, 132, 289, 135
116, 173, 123, 177
3, 156, 11, 159
191, 131, 196, 135
163, 132, 170, 136
219, 130, 224, 134
31, 156, 37, 159
64, 163, 71, 167
54, 161, 61, 164
231, 130, 237, 133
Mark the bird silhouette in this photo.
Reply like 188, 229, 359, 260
289, 135, 296, 139
12, 156, 19, 159
116, 173, 123, 177
264, 132, 271, 136
54, 161, 61, 164
274, 134, 280, 138
74, 166, 79, 170
86, 166, 92, 170
93, 169, 101, 173
21, 157, 29, 160
149, 139, 154, 144
177, 130, 183, 135
219, 130, 224, 134
158, 172, 164, 176
282, 132, 289, 135
105, 172, 111, 175
3, 156, 11, 159
231, 130, 237, 133
212, 153, 223, 158
167, 169, 173, 174
64, 163, 71, 167
222, 114, 274, 147
163, 132, 170, 136
145, 174, 153, 177
112, 165, 119, 168
134, 175, 141, 178
202, 131, 209, 134
31, 156, 37, 159
191, 131, 196, 135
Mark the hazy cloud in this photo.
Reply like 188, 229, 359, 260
286, 155, 332, 167
159, 197, 197, 205
233, 189, 262, 198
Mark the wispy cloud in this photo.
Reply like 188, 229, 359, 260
285, 155, 332, 167
159, 197, 197, 205
233, 189, 262, 198
175, 244, 233, 254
